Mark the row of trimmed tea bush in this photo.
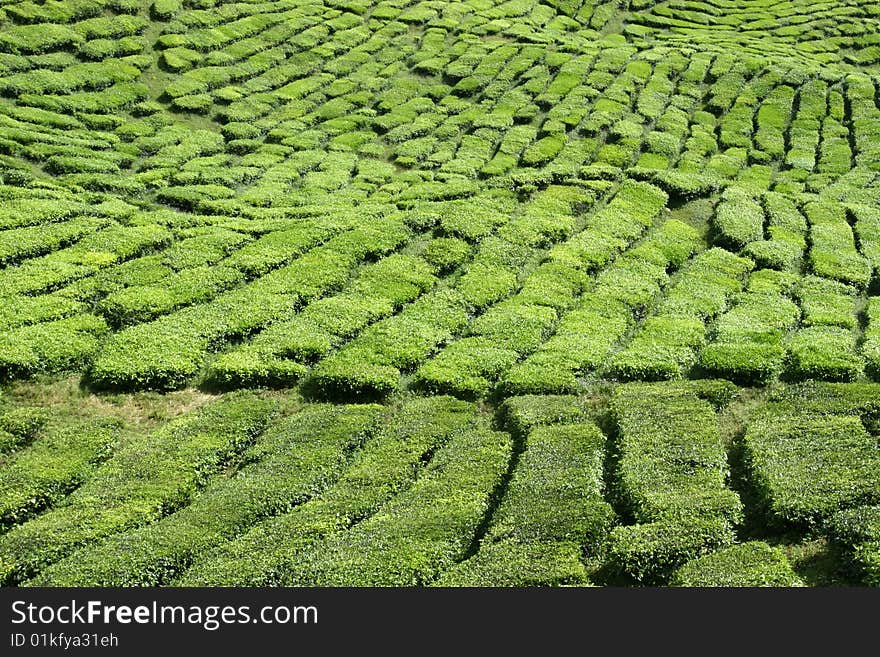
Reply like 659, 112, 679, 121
416, 181, 670, 398
741, 404, 880, 532
1, 223, 172, 295
89, 217, 411, 390
0, 407, 49, 454
698, 269, 800, 385
828, 505, 880, 586
785, 275, 863, 382
307, 186, 595, 398
606, 247, 753, 381
608, 383, 742, 582
436, 413, 615, 586
206, 250, 440, 389
502, 218, 702, 394
275, 422, 511, 586
0, 419, 121, 528
31, 404, 385, 586
0, 393, 277, 584
805, 201, 872, 287
176, 396, 477, 585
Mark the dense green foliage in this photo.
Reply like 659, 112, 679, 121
671, 542, 804, 587
0, 0, 878, 587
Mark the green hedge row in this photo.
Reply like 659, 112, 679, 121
0, 197, 86, 231
503, 218, 701, 394
742, 407, 880, 532
306, 289, 470, 399
89, 219, 410, 390
786, 326, 862, 382
159, 228, 253, 271
31, 404, 385, 586
549, 179, 668, 271
516, 260, 591, 310
276, 425, 511, 585
454, 243, 530, 311
608, 384, 741, 582
796, 275, 858, 330
98, 265, 245, 326
432, 540, 590, 586
2, 224, 172, 296
137, 127, 224, 171
0, 23, 83, 55
0, 314, 109, 380
162, 42, 315, 109
767, 382, 880, 417
177, 396, 476, 585
433, 191, 517, 242
607, 315, 706, 381
607, 248, 753, 381
828, 505, 880, 586
160, 8, 306, 56
437, 420, 615, 585
0, 419, 121, 528
658, 247, 754, 318
611, 384, 742, 524
414, 336, 521, 399
4, 0, 105, 25
498, 184, 593, 251
306, 186, 595, 399
609, 517, 737, 583
671, 541, 803, 587
80, 36, 144, 61
707, 66, 746, 114
818, 115, 852, 176
853, 543, 880, 587
488, 423, 615, 546
846, 73, 880, 171
72, 14, 148, 40
754, 85, 794, 158
636, 63, 674, 122
865, 298, 880, 381
0, 216, 112, 267
21, 81, 150, 114
498, 394, 590, 437
416, 299, 556, 397
89, 285, 292, 391
0, 407, 49, 454
713, 187, 765, 250
0, 57, 143, 96
851, 203, 880, 274
698, 269, 800, 385
206, 250, 439, 389
805, 201, 872, 287
152, 0, 182, 20
783, 78, 824, 171
53, 254, 171, 305
0, 393, 276, 584
416, 182, 667, 398
742, 193, 806, 272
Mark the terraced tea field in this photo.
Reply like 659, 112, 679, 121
1, 0, 879, 587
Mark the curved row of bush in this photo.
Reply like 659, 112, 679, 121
742, 403, 880, 532
177, 396, 477, 585
0, 419, 121, 529
0, 393, 277, 584
30, 404, 385, 586
606, 247, 753, 381
608, 383, 743, 583
503, 217, 702, 394
437, 402, 615, 586
699, 269, 800, 385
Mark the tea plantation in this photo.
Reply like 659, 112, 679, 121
1, 0, 879, 587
